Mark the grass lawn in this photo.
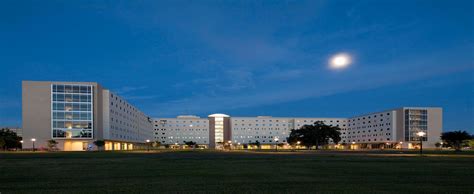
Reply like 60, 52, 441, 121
0, 150, 473, 193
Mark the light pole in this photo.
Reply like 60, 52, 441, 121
228, 140, 232, 150
20, 140, 23, 151
146, 139, 150, 152
237, 142, 241, 150
417, 131, 426, 156
31, 138, 36, 152
399, 142, 403, 150
174, 142, 178, 149
351, 141, 355, 150
274, 137, 279, 151
297, 141, 301, 150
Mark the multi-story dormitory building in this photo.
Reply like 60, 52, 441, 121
22, 81, 154, 151
22, 81, 442, 151
154, 107, 442, 149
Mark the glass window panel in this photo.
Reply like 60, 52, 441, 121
80, 112, 87, 120
65, 85, 72, 93
73, 86, 80, 93
64, 103, 72, 111
73, 103, 80, 111
53, 129, 66, 138
80, 86, 88, 93
80, 95, 88, 102
65, 121, 72, 129
73, 94, 80, 102
58, 112, 65, 119
81, 104, 88, 111
65, 94, 72, 102
57, 121, 65, 128
57, 85, 64, 93
71, 130, 82, 138
73, 112, 80, 120
65, 112, 73, 120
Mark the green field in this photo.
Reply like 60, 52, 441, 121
1, 150, 473, 193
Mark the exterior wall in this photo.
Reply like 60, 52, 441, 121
104, 90, 154, 144
153, 116, 209, 146
230, 117, 293, 145
230, 117, 346, 145
343, 110, 396, 145
426, 108, 442, 147
22, 81, 55, 150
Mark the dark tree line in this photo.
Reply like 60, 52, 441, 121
287, 121, 341, 149
441, 130, 472, 151
0, 128, 22, 150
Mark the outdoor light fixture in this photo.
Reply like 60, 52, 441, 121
417, 131, 426, 156
146, 139, 150, 152
274, 137, 279, 151
31, 138, 36, 152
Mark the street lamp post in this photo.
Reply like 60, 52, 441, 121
351, 142, 356, 150
31, 138, 36, 152
20, 140, 23, 151
228, 140, 232, 150
237, 142, 241, 150
296, 141, 301, 150
417, 131, 426, 156
174, 142, 178, 149
274, 137, 279, 151
399, 142, 403, 150
146, 139, 150, 152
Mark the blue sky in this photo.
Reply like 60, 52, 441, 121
0, 0, 473, 132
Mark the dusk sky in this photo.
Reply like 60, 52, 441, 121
0, 0, 473, 132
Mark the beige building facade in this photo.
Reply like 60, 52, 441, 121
22, 81, 153, 151
155, 108, 442, 149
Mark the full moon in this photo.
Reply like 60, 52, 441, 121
329, 53, 352, 69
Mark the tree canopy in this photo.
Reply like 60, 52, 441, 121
441, 131, 471, 151
47, 140, 58, 151
184, 141, 197, 148
0, 128, 22, 150
287, 121, 341, 149
93, 140, 105, 150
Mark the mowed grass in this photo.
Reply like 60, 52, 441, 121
0, 150, 473, 193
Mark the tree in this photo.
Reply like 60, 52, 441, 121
47, 140, 58, 151
441, 131, 471, 151
184, 141, 197, 149
287, 121, 342, 150
249, 140, 261, 149
0, 128, 22, 150
153, 141, 161, 148
93, 140, 105, 151
435, 142, 442, 149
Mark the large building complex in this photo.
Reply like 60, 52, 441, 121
154, 107, 442, 149
22, 81, 154, 151
22, 80, 442, 151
